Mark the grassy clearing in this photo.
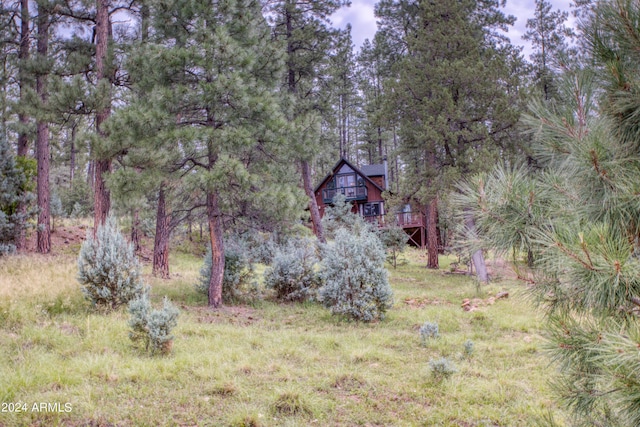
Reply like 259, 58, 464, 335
0, 249, 565, 426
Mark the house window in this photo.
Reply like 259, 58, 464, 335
336, 173, 356, 188
363, 202, 380, 217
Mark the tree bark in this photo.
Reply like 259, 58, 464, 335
301, 160, 325, 243
93, 0, 111, 232
15, 0, 30, 251
152, 185, 170, 279
426, 197, 439, 269
464, 213, 488, 283
131, 209, 141, 252
70, 122, 77, 183
17, 0, 30, 158
207, 191, 224, 308
36, 5, 50, 254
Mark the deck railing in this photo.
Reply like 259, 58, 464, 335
322, 185, 368, 203
395, 211, 425, 227
362, 212, 425, 228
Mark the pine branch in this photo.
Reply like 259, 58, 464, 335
554, 239, 598, 271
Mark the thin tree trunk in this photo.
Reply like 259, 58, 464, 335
426, 197, 439, 269
301, 160, 325, 243
131, 209, 141, 252
70, 122, 77, 183
341, 96, 347, 158
393, 126, 399, 192
284, 3, 325, 244
464, 213, 488, 283
36, 5, 50, 254
207, 191, 224, 308
17, 0, 30, 158
152, 185, 170, 279
93, 0, 111, 232
15, 0, 30, 251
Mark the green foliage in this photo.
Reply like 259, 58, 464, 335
263, 238, 322, 302
378, 225, 407, 268
321, 193, 362, 239
319, 226, 393, 322
429, 358, 457, 381
196, 238, 256, 303
15, 156, 37, 194
463, 339, 474, 358
452, 164, 546, 267
454, 2, 640, 421
380, 0, 524, 204
129, 291, 179, 355
0, 137, 33, 255
522, 0, 575, 100
77, 216, 144, 309
419, 321, 439, 344
59, 179, 93, 218
244, 232, 280, 264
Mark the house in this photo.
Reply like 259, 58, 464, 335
314, 157, 427, 248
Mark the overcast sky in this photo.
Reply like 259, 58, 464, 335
330, 0, 577, 59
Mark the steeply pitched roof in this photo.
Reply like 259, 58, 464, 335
313, 157, 386, 194
361, 164, 385, 177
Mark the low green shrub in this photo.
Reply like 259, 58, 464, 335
128, 291, 179, 355
196, 238, 256, 303
429, 357, 457, 381
77, 216, 144, 310
263, 238, 321, 302
463, 339, 474, 358
320, 226, 393, 322
420, 321, 439, 344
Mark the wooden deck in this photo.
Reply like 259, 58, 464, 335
363, 212, 427, 248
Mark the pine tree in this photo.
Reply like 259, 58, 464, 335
455, 1, 640, 423
0, 134, 32, 255
356, 35, 395, 169
379, 0, 524, 270
15, 0, 32, 251
522, 0, 574, 100
111, 0, 293, 307
92, 0, 113, 231
35, 0, 53, 253
269, 0, 349, 244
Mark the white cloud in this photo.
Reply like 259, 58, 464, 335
331, 0, 578, 57
330, 0, 377, 48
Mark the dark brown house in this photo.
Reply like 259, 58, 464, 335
314, 158, 427, 248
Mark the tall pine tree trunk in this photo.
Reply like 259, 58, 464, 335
284, 3, 325, 244
15, 0, 30, 251
426, 196, 439, 269
207, 191, 224, 308
36, 5, 50, 254
301, 160, 325, 243
93, 0, 111, 232
152, 184, 170, 279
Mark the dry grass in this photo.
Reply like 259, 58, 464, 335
0, 248, 567, 426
